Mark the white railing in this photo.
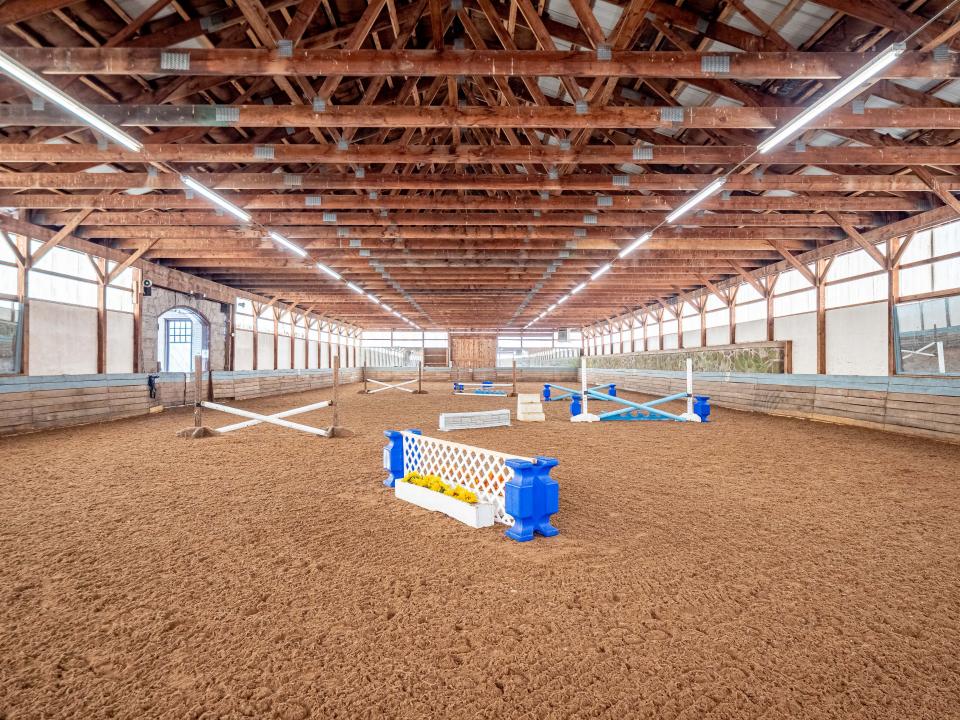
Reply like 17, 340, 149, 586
400, 431, 533, 525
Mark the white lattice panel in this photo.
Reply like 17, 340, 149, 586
401, 431, 534, 525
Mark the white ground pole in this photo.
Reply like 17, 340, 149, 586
686, 358, 694, 416
201, 401, 331, 436
216, 399, 331, 433
367, 378, 417, 394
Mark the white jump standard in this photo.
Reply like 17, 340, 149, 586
546, 358, 711, 423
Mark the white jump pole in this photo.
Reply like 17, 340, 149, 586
686, 357, 694, 416
581, 355, 588, 415
216, 399, 331, 433
367, 378, 417, 394
201, 401, 330, 436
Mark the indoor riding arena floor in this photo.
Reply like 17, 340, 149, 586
3, 382, 960, 720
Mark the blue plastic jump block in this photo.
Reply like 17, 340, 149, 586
504, 456, 560, 542
382, 428, 421, 487
694, 395, 711, 422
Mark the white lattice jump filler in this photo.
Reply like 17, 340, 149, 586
383, 429, 561, 541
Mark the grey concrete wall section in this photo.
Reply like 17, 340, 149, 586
141, 287, 230, 372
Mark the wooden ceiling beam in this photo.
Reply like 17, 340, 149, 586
0, 172, 946, 192
2, 103, 956, 129
32, 210, 885, 228
3, 47, 954, 79
0, 194, 926, 212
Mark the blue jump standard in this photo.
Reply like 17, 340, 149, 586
543, 382, 711, 422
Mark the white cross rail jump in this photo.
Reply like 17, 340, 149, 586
215, 399, 332, 432
366, 378, 418, 394
201, 401, 332, 436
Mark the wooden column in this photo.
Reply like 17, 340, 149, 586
132, 267, 142, 373
765, 274, 779, 342
193, 354, 203, 427
251, 302, 260, 370
699, 302, 707, 348
226, 301, 235, 371
816, 258, 828, 375
94, 257, 107, 374
12, 232, 30, 374
887, 236, 905, 376
728, 286, 739, 345
676, 304, 685, 349
272, 306, 280, 370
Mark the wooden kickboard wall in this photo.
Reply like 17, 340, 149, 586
0, 368, 361, 436
586, 368, 960, 444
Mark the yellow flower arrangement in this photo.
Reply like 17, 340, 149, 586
400, 471, 478, 504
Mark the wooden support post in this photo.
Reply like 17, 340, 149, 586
272, 307, 280, 370
816, 258, 828, 375
95, 257, 107, 374
252, 302, 260, 370
193, 354, 203, 427
227, 302, 235, 371
331, 353, 340, 429
888, 236, 902, 376
728, 286, 738, 345
132, 267, 142, 373
418, 361, 424, 394
511, 357, 517, 396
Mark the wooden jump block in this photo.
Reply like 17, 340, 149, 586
517, 393, 545, 422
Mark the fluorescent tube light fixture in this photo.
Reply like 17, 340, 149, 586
180, 175, 251, 223
267, 230, 307, 257
0, 50, 143, 153
316, 262, 341, 280
757, 43, 905, 154
665, 177, 726, 224
571, 282, 587, 294
619, 232, 652, 258
591, 263, 612, 281
366, 293, 381, 305
557, 294, 569, 304
346, 282, 364, 294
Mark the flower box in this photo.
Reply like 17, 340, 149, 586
395, 481, 495, 529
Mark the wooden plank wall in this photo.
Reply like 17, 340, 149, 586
0, 368, 361, 436
450, 335, 497, 368
422, 347, 448, 367
585, 368, 960, 444
366, 366, 578, 383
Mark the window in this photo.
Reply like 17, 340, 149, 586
0, 300, 23, 374
894, 294, 960, 375
168, 319, 191, 343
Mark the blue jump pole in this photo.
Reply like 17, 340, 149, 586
583, 388, 692, 422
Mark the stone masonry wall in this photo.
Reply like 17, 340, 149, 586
141, 287, 230, 372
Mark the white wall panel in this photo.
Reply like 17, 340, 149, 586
775, 312, 817, 374
28, 300, 97, 375
826, 302, 888, 376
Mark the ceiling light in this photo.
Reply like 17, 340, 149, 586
591, 263, 612, 280
618, 232, 652, 258
180, 175, 251, 223
557, 294, 569, 304
665, 177, 726, 224
346, 282, 363, 294
366, 293, 381, 305
316, 262, 341, 280
267, 230, 306, 257
547, 303, 557, 312
0, 50, 143, 153
571, 282, 587, 294
758, 43, 905, 154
